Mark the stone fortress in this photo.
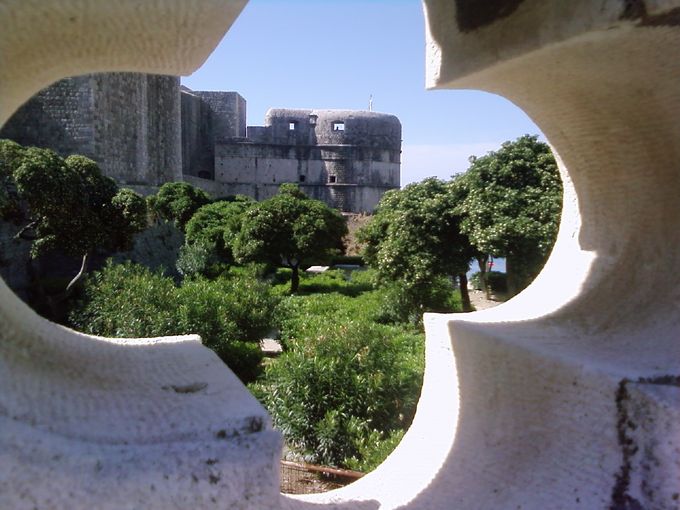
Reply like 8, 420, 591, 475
1, 73, 401, 213
3, 1, 680, 509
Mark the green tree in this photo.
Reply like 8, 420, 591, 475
70, 261, 279, 382
148, 181, 210, 229
0, 139, 25, 219
12, 148, 147, 292
184, 196, 254, 264
359, 177, 476, 314
458, 135, 562, 295
234, 184, 347, 293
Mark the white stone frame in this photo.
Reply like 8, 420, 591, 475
1, 1, 679, 508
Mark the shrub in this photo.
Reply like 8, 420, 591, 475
486, 271, 508, 293
184, 197, 253, 264
373, 276, 463, 327
274, 289, 383, 349
69, 261, 178, 338
344, 429, 405, 472
271, 268, 376, 298
176, 240, 219, 278
149, 182, 210, 229
331, 255, 365, 266
70, 260, 279, 382
252, 303, 423, 468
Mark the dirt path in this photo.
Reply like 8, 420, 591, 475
469, 289, 506, 311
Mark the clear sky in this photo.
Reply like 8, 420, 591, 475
182, 0, 543, 186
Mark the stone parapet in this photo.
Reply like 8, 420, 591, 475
1, 0, 679, 509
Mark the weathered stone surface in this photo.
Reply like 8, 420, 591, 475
1, 0, 679, 509
2, 79, 399, 212
0, 220, 31, 300
1, 73, 182, 189
213, 108, 401, 212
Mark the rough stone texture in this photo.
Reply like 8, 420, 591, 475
195, 91, 247, 141
287, 0, 680, 508
2, 78, 398, 212
0, 220, 31, 301
212, 108, 401, 212
0, 1, 285, 509
0, 76, 95, 159
1, 0, 679, 509
1, 73, 182, 189
112, 221, 185, 279
181, 88, 217, 180
180, 89, 247, 181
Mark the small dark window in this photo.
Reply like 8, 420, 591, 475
289, 121, 297, 131
328, 175, 337, 183
299, 175, 306, 182
332, 121, 345, 131
309, 115, 317, 125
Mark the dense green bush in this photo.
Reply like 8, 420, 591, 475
251, 318, 423, 468
274, 287, 383, 348
331, 255, 365, 266
148, 182, 210, 229
373, 276, 463, 326
0, 139, 25, 220
486, 271, 508, 293
184, 197, 253, 265
70, 261, 178, 337
278, 268, 374, 297
176, 240, 219, 278
253, 278, 423, 468
70, 261, 279, 382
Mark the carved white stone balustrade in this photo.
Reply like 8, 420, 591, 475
1, 1, 678, 508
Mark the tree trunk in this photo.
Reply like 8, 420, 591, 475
458, 273, 472, 312
66, 252, 89, 293
506, 254, 519, 297
476, 254, 490, 299
290, 264, 300, 293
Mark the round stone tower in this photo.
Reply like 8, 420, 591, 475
261, 109, 401, 212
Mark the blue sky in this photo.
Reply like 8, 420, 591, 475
182, 0, 543, 186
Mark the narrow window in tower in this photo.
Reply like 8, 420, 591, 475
289, 121, 297, 131
299, 175, 306, 182
332, 121, 345, 131
328, 175, 337, 183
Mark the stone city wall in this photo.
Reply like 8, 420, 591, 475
181, 90, 216, 179
91, 73, 182, 187
0, 76, 96, 160
1, 73, 182, 191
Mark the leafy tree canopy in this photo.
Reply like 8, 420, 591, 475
0, 141, 147, 306
0, 139, 26, 219
184, 195, 254, 264
234, 184, 347, 292
457, 134, 562, 293
359, 177, 476, 312
11, 148, 146, 259
148, 181, 211, 229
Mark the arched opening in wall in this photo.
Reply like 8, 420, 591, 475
0, 0, 562, 499
174, 0, 563, 492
